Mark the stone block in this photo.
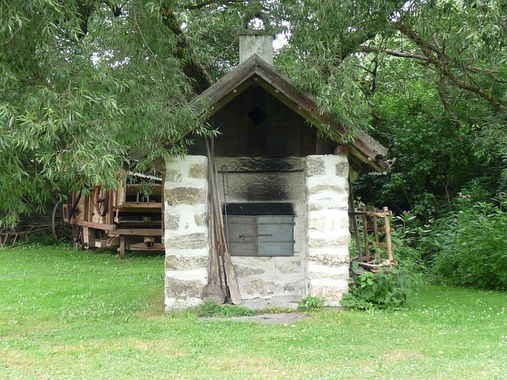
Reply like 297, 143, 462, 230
166, 169, 182, 182
308, 254, 349, 267
306, 156, 325, 176
308, 284, 347, 306
307, 196, 348, 211
235, 265, 265, 277
308, 184, 345, 195
194, 212, 207, 227
308, 236, 349, 249
243, 279, 277, 296
165, 214, 180, 230
188, 163, 206, 179
165, 278, 205, 299
165, 255, 208, 271
165, 187, 206, 206
275, 261, 301, 274
165, 296, 203, 310
166, 233, 207, 250
336, 162, 349, 177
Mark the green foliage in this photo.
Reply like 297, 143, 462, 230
297, 296, 324, 312
196, 301, 255, 317
342, 269, 420, 311
431, 195, 507, 290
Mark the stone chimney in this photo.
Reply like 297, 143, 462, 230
239, 31, 273, 65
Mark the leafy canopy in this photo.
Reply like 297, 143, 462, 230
1, 0, 506, 226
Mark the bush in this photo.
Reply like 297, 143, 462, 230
196, 301, 255, 317
431, 196, 507, 290
297, 296, 324, 311
341, 269, 420, 311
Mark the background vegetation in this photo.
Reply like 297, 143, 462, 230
1, 1, 506, 287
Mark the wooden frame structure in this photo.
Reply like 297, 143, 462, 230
350, 207, 396, 272
63, 177, 164, 258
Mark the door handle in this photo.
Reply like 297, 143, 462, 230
239, 234, 273, 238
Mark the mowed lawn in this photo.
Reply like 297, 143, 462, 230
0, 246, 506, 380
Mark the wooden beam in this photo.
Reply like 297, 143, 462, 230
110, 228, 162, 237
74, 220, 115, 231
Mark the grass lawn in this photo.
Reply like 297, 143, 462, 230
0, 245, 506, 379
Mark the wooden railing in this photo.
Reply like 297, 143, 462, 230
349, 207, 396, 272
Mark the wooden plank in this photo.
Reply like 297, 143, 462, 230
117, 202, 162, 209
129, 242, 164, 251
74, 219, 115, 231
119, 236, 126, 259
361, 214, 370, 262
214, 157, 304, 173
111, 228, 162, 236
384, 207, 394, 264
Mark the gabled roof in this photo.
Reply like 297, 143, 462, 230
192, 54, 388, 171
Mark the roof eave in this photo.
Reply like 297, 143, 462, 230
191, 54, 388, 171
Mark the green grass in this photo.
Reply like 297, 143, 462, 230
1, 245, 506, 379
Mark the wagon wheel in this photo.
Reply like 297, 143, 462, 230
92, 186, 110, 217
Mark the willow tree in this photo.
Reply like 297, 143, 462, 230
1, 0, 506, 226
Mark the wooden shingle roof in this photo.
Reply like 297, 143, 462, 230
192, 54, 388, 171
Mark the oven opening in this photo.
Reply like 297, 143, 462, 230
223, 202, 295, 257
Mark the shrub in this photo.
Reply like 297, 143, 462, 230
196, 301, 255, 317
297, 296, 324, 311
342, 269, 419, 311
431, 196, 507, 290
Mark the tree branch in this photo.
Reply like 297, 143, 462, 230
161, 8, 213, 94
359, 45, 429, 61
182, 0, 243, 10
394, 22, 507, 113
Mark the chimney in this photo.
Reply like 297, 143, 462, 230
239, 31, 274, 65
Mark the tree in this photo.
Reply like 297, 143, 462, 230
1, 0, 506, 226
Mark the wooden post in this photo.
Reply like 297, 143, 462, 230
348, 179, 363, 261
362, 214, 370, 262
372, 215, 380, 263
383, 207, 394, 265
119, 236, 126, 259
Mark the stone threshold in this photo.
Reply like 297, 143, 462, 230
200, 312, 308, 324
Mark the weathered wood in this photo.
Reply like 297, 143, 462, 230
203, 157, 226, 304
192, 54, 387, 171
214, 157, 304, 173
117, 202, 162, 209
74, 220, 115, 231
361, 214, 371, 262
119, 236, 126, 259
384, 207, 394, 264
351, 207, 396, 270
207, 146, 241, 305
129, 242, 164, 251
110, 228, 161, 236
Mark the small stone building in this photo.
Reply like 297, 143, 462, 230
164, 32, 387, 310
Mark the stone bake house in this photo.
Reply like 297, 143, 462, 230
164, 32, 387, 310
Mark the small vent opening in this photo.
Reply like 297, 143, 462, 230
247, 107, 266, 125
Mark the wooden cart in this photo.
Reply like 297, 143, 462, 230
63, 175, 164, 257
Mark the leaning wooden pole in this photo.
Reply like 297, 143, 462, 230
383, 207, 394, 265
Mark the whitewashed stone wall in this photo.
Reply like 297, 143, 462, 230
164, 156, 209, 310
305, 155, 350, 306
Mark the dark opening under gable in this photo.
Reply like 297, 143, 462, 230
189, 54, 388, 171
188, 85, 335, 157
